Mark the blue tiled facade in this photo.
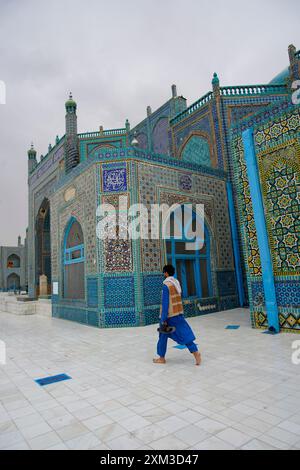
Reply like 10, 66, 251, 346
87, 278, 98, 308
26, 44, 300, 332
143, 274, 164, 306
104, 276, 135, 308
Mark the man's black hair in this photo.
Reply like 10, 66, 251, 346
163, 265, 175, 276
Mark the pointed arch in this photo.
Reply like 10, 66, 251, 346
63, 217, 85, 300
7, 273, 20, 291
136, 132, 148, 150
7, 254, 20, 268
163, 205, 213, 299
152, 117, 169, 154
35, 198, 51, 295
89, 143, 117, 157
180, 131, 213, 167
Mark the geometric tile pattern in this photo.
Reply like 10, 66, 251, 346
136, 132, 148, 150
104, 309, 137, 327
232, 101, 300, 332
255, 110, 300, 150
232, 137, 262, 277
104, 276, 135, 308
217, 271, 237, 297
101, 193, 133, 273
219, 295, 239, 311
152, 117, 169, 155
87, 278, 98, 308
143, 274, 164, 306
138, 162, 233, 273
251, 281, 265, 307
254, 309, 300, 332
275, 281, 300, 307
144, 308, 160, 326
258, 141, 300, 275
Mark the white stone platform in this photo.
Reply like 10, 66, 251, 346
0, 308, 299, 450
0, 294, 51, 317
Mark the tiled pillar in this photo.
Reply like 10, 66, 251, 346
242, 128, 280, 333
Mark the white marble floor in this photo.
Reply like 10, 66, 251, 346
0, 308, 299, 450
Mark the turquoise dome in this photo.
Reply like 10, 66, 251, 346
27, 144, 36, 157
269, 67, 289, 85
65, 93, 77, 109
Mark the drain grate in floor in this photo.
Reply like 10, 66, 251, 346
35, 373, 71, 386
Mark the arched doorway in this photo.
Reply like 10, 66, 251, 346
7, 273, 20, 291
164, 206, 213, 299
63, 218, 85, 300
35, 199, 51, 295
7, 254, 20, 268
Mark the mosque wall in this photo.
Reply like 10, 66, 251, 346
27, 141, 64, 298
50, 147, 238, 328
231, 100, 300, 332
25, 44, 300, 331
0, 244, 27, 291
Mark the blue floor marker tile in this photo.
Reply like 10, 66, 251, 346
226, 325, 240, 330
35, 373, 71, 386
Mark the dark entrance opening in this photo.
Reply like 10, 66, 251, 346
35, 199, 51, 296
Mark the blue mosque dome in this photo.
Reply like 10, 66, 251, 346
269, 67, 290, 85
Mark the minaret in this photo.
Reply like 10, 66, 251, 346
64, 92, 80, 173
170, 84, 187, 118
288, 44, 299, 82
125, 119, 130, 146
212, 72, 220, 97
27, 143, 37, 174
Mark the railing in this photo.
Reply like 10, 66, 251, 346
170, 83, 287, 126
220, 84, 287, 96
170, 91, 213, 125
78, 128, 126, 139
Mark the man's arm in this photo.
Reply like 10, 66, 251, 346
161, 285, 169, 323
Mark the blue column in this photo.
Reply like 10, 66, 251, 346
242, 129, 280, 333
226, 181, 245, 307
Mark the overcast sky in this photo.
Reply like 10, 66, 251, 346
0, 0, 299, 245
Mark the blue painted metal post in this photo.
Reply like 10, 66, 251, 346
242, 128, 280, 333
226, 181, 245, 307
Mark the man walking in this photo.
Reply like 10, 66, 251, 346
153, 265, 201, 366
